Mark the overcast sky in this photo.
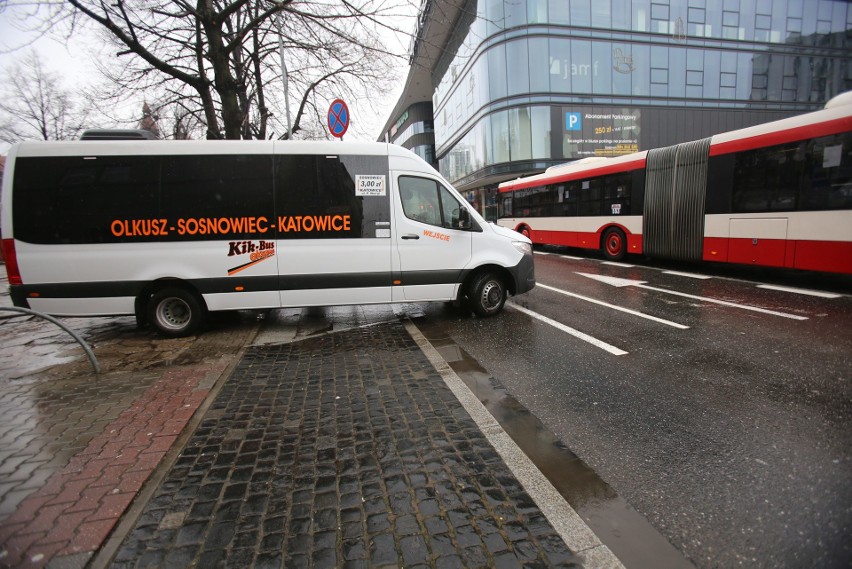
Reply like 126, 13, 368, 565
0, 5, 417, 150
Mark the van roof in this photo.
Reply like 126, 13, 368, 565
80, 129, 160, 140
11, 139, 405, 158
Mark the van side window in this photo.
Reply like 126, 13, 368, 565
399, 176, 466, 229
13, 156, 159, 244
161, 155, 272, 223
276, 154, 389, 239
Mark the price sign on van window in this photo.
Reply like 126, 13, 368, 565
356, 175, 386, 196
327, 99, 350, 138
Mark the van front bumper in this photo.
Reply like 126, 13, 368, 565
509, 252, 536, 295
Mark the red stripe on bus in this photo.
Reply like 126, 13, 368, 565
704, 237, 852, 274
709, 116, 852, 157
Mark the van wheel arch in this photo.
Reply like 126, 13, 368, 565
460, 266, 513, 316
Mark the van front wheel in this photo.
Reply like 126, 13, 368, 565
469, 273, 507, 317
148, 288, 205, 337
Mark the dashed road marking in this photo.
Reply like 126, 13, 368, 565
507, 302, 628, 355
579, 273, 809, 320
663, 270, 712, 280
756, 284, 841, 299
538, 283, 689, 329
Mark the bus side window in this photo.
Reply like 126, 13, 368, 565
801, 133, 852, 211
732, 143, 800, 212
500, 195, 513, 217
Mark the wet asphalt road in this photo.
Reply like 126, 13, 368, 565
424, 250, 852, 568
2, 256, 849, 568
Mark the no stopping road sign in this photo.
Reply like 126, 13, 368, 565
327, 99, 350, 138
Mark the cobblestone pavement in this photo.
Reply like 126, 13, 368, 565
109, 322, 582, 569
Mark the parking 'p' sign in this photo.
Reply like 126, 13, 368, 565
327, 99, 350, 139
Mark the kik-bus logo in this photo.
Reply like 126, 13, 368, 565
227, 240, 275, 275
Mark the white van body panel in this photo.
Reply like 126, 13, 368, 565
275, 239, 392, 307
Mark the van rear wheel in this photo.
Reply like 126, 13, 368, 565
469, 273, 507, 317
148, 288, 205, 337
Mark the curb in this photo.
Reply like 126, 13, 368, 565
87, 322, 263, 569
403, 319, 625, 569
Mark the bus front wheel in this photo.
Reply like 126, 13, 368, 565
602, 227, 627, 261
148, 287, 206, 337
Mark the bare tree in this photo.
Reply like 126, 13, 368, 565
0, 51, 90, 144
40, 0, 418, 140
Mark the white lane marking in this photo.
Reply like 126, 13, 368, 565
534, 251, 552, 255
756, 284, 841, 299
578, 273, 809, 321
538, 283, 689, 329
404, 321, 626, 567
601, 261, 635, 267
663, 270, 712, 280
507, 302, 628, 356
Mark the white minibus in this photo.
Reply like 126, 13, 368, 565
1, 140, 535, 336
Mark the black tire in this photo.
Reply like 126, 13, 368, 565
469, 273, 507, 317
147, 287, 205, 337
602, 227, 627, 261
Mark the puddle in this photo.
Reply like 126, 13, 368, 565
416, 318, 694, 569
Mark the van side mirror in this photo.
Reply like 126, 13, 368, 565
457, 207, 470, 229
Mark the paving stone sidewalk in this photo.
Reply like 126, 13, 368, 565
0, 265, 259, 569
109, 322, 581, 568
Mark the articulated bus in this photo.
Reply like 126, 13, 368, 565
498, 93, 852, 275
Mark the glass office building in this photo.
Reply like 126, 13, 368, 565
381, 0, 852, 220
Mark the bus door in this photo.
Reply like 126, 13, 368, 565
391, 173, 473, 302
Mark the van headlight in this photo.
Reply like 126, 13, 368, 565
512, 241, 532, 256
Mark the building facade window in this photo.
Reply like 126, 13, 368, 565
396, 0, 851, 200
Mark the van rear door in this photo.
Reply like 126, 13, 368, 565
391, 172, 473, 302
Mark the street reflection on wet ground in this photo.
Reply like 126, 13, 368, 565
414, 316, 695, 569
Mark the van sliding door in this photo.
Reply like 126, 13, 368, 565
274, 154, 393, 307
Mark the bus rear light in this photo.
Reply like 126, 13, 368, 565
1, 239, 22, 285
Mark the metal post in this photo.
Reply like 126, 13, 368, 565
0, 307, 100, 374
